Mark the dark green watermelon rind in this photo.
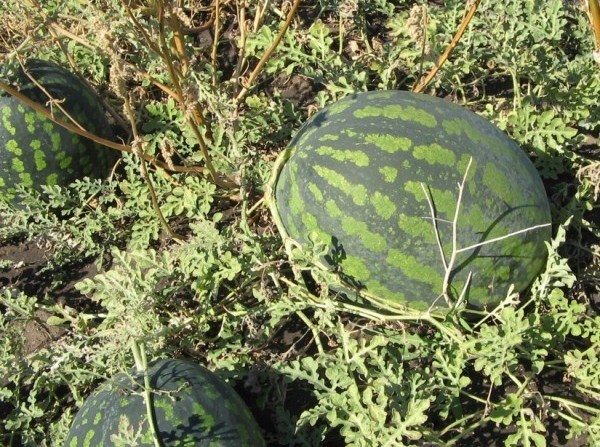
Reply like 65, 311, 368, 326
63, 359, 265, 447
0, 60, 116, 202
267, 146, 429, 315
273, 90, 552, 309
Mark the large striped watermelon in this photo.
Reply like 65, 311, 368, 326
64, 359, 265, 446
0, 59, 115, 202
271, 90, 551, 309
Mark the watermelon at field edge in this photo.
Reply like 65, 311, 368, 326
0, 59, 116, 202
271, 90, 552, 310
63, 359, 266, 446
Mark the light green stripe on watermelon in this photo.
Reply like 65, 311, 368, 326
483, 163, 514, 204
379, 166, 398, 182
192, 401, 216, 431
494, 265, 511, 282
443, 117, 507, 153
405, 180, 504, 235
457, 154, 478, 185
46, 173, 58, 185
364, 133, 412, 153
202, 382, 220, 400
20, 172, 33, 187
308, 183, 324, 202
327, 99, 353, 114
2, 106, 16, 135
409, 300, 430, 311
12, 158, 25, 173
82, 430, 95, 447
288, 163, 304, 215
325, 199, 343, 219
42, 120, 53, 134
303, 212, 330, 244
461, 204, 492, 233
155, 396, 176, 423
367, 91, 396, 100
297, 125, 318, 147
404, 180, 456, 218
316, 146, 370, 167
319, 134, 339, 141
69, 436, 78, 447
386, 249, 442, 291
371, 191, 396, 219
397, 215, 436, 243
442, 117, 490, 145
30, 140, 47, 171
0, 178, 5, 187
341, 256, 371, 282
6, 139, 22, 156
365, 280, 405, 303
313, 165, 367, 206
24, 112, 36, 133
354, 105, 437, 128
51, 132, 61, 152
325, 199, 386, 252
442, 118, 470, 136
59, 155, 73, 169
413, 143, 456, 167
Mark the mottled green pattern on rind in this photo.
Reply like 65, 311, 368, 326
1, 59, 116, 202
274, 90, 551, 308
63, 359, 265, 447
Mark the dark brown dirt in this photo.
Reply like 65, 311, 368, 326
0, 238, 98, 354
11, 308, 66, 355
271, 72, 319, 108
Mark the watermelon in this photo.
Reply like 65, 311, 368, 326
270, 90, 551, 309
64, 359, 265, 446
0, 59, 116, 202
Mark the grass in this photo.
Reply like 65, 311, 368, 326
0, 0, 599, 445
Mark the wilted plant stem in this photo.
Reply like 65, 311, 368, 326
124, 96, 184, 242
588, 0, 600, 50
122, 1, 232, 188
233, 0, 248, 80
211, 0, 221, 86
413, 0, 481, 93
236, 0, 302, 102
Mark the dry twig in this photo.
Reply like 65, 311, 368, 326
413, 0, 481, 93
236, 0, 302, 103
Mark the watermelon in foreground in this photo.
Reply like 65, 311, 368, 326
271, 90, 551, 309
64, 359, 265, 446
0, 59, 115, 202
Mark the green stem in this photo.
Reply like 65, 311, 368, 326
547, 407, 588, 428
545, 394, 600, 415
296, 310, 324, 354
131, 341, 163, 447
445, 415, 487, 446
439, 410, 483, 436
